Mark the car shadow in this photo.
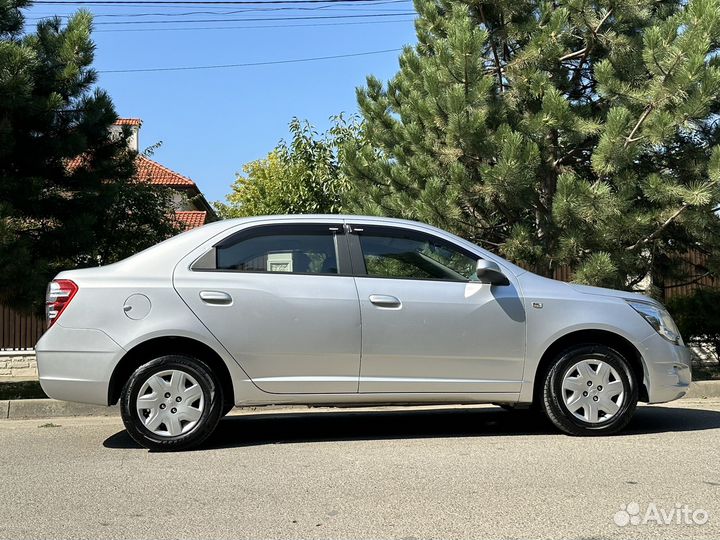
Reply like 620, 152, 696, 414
103, 404, 720, 451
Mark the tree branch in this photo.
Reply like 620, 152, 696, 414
500, 12, 511, 62
463, 51, 470, 117
479, 4, 504, 93
664, 272, 713, 289
560, 9, 613, 64
651, 50, 668, 77
560, 47, 587, 62
592, 9, 613, 36
552, 146, 582, 168
627, 273, 649, 288
624, 53, 684, 147
626, 203, 689, 251
483, 66, 505, 76
624, 104, 653, 148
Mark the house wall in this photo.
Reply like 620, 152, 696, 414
173, 192, 200, 211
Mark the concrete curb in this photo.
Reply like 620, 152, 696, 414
2, 399, 119, 420
1, 380, 719, 420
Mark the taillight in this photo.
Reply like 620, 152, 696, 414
46, 279, 78, 327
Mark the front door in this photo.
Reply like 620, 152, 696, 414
349, 224, 526, 393
174, 222, 361, 394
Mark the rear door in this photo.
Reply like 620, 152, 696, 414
348, 224, 526, 394
174, 222, 361, 394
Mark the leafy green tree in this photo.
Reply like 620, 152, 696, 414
0, 2, 179, 312
343, 0, 720, 298
216, 117, 358, 218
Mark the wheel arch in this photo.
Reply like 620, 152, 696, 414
532, 329, 649, 405
108, 336, 235, 407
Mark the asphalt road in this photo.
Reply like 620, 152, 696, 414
1, 400, 719, 540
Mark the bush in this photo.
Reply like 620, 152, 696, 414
667, 289, 720, 362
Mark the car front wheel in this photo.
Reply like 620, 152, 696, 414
120, 355, 224, 451
541, 344, 638, 436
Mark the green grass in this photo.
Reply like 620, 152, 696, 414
692, 362, 720, 381
0, 380, 48, 400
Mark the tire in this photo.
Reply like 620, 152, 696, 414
541, 344, 638, 436
120, 355, 224, 451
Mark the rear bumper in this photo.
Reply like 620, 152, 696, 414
35, 326, 124, 406
639, 333, 692, 404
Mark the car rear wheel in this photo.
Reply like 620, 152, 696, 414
541, 344, 638, 436
120, 355, 223, 451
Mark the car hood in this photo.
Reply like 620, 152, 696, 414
567, 283, 655, 304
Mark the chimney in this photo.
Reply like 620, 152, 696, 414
110, 118, 142, 153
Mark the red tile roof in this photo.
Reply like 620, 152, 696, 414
136, 155, 196, 187
114, 118, 142, 126
68, 155, 196, 188
175, 211, 208, 230
66, 156, 87, 170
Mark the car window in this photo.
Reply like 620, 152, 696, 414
356, 228, 478, 281
216, 230, 339, 274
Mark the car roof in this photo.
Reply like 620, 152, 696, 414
58, 215, 527, 280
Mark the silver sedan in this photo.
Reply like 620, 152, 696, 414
36, 215, 691, 450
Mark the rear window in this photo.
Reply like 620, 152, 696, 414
214, 225, 340, 274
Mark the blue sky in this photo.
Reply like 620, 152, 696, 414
24, 1, 418, 203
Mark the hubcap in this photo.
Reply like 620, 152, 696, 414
561, 359, 625, 424
136, 369, 204, 437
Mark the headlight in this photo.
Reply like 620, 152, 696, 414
626, 300, 683, 345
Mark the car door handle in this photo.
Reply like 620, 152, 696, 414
368, 294, 402, 308
199, 290, 233, 305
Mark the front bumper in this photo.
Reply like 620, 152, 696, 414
638, 332, 692, 404
35, 326, 124, 406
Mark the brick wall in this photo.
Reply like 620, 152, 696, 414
0, 351, 38, 378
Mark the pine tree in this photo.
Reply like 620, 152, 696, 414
0, 2, 179, 312
343, 0, 720, 297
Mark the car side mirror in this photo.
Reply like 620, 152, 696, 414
476, 259, 510, 286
